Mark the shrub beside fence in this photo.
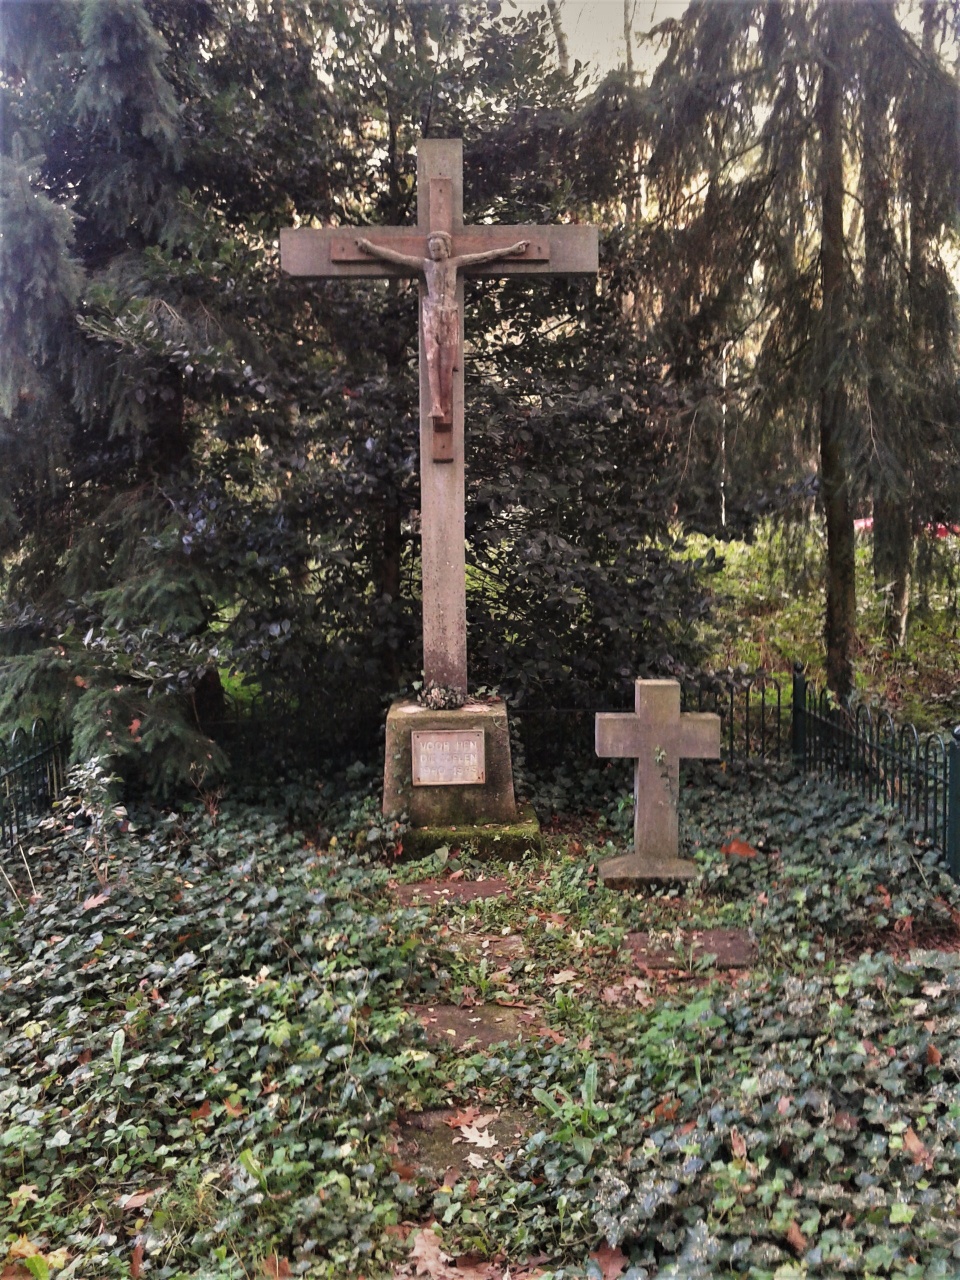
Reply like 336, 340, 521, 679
792, 665, 960, 878
1, 721, 68, 862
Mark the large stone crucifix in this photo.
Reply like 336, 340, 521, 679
280, 138, 598, 693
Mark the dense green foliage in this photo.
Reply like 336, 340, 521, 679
4, 765, 960, 1277
0, 0, 711, 791
607, 0, 960, 683
691, 524, 960, 732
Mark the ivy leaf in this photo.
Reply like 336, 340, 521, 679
110, 1029, 125, 1072
204, 1007, 232, 1035
22, 1257, 49, 1280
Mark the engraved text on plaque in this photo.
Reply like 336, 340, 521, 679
411, 730, 485, 787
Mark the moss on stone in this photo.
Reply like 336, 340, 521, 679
400, 802, 542, 862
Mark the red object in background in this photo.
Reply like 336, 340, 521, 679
854, 517, 958, 538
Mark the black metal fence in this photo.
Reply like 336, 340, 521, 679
512, 669, 786, 771
792, 666, 960, 877
680, 670, 785, 763
1, 721, 68, 861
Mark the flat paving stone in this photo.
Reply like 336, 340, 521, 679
392, 877, 510, 906
410, 1002, 540, 1049
396, 1105, 529, 1180
625, 927, 755, 969
444, 932, 526, 961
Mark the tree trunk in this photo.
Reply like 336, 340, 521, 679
623, 0, 634, 82
862, 2, 912, 647
818, 5, 856, 699
873, 487, 911, 646
376, 499, 402, 601
546, 0, 570, 76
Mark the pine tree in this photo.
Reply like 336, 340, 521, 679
612, 0, 960, 693
1, 0, 708, 787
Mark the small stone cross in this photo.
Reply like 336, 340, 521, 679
596, 679, 721, 888
279, 138, 598, 694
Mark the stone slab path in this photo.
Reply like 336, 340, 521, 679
395, 1105, 529, 1182
626, 927, 755, 969
443, 932, 526, 961
392, 877, 511, 907
410, 1002, 540, 1049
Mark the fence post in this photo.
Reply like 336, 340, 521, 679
947, 727, 960, 880
792, 662, 807, 768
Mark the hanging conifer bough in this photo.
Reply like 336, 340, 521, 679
594, 0, 960, 694
0, 0, 709, 790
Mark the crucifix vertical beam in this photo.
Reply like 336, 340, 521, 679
418, 141, 466, 690
279, 138, 598, 697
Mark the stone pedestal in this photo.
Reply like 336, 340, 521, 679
383, 698, 518, 827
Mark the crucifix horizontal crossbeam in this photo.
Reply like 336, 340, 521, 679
281, 224, 593, 276
280, 138, 598, 694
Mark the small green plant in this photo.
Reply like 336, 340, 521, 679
532, 1062, 613, 1164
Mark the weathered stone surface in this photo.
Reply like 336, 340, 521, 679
392, 878, 511, 907
596, 679, 720, 879
395, 1106, 529, 1180
400, 804, 541, 861
599, 852, 699, 889
410, 1003, 539, 1049
625, 928, 755, 969
384, 699, 519, 825
445, 932, 527, 962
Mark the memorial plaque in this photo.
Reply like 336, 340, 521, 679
412, 730, 485, 787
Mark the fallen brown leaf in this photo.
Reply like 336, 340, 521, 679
653, 1096, 680, 1124
903, 1126, 933, 1168
786, 1221, 807, 1255
443, 1106, 481, 1129
116, 1188, 159, 1210
549, 969, 577, 985
926, 1043, 942, 1066
261, 1255, 292, 1280
589, 1242, 628, 1278
6, 1239, 41, 1261
408, 1228, 452, 1277
721, 839, 758, 859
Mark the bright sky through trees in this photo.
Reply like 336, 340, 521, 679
505, 0, 689, 75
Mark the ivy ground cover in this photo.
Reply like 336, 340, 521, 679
3, 766, 960, 1279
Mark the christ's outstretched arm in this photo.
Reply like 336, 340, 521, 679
355, 237, 423, 272
455, 240, 529, 269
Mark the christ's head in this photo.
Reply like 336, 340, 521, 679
427, 232, 452, 261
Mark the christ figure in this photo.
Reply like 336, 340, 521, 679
356, 231, 529, 427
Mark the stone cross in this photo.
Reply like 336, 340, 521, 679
596, 679, 721, 888
280, 138, 598, 693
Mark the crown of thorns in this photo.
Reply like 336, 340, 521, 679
427, 231, 452, 248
